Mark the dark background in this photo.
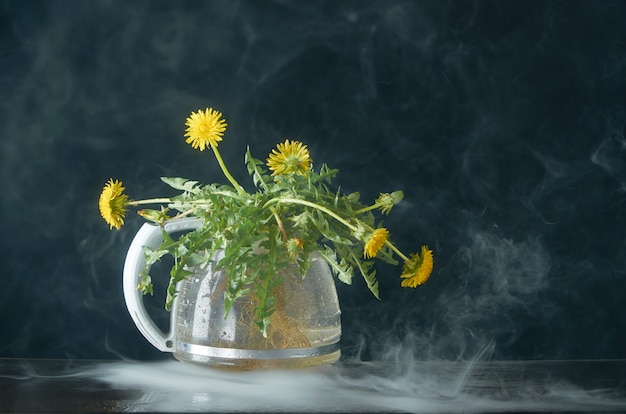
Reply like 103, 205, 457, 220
1, 0, 625, 362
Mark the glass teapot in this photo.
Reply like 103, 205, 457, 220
123, 217, 342, 369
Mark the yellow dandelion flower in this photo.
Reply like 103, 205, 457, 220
364, 227, 389, 259
99, 179, 129, 230
184, 108, 227, 151
266, 139, 312, 176
400, 245, 434, 288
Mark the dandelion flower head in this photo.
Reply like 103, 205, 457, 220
400, 245, 434, 288
184, 108, 227, 151
266, 139, 312, 176
99, 179, 129, 230
364, 228, 389, 259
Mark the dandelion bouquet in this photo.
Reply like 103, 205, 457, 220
99, 108, 433, 337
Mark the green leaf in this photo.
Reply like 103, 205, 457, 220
336, 258, 354, 285
374, 245, 400, 266
185, 252, 205, 267
161, 177, 201, 194
170, 262, 194, 283
223, 287, 252, 318
142, 246, 168, 267
309, 209, 354, 245
159, 229, 179, 255
165, 278, 178, 311
137, 270, 154, 295
318, 246, 354, 285
350, 252, 380, 299
256, 317, 271, 338
245, 146, 271, 191
317, 163, 339, 183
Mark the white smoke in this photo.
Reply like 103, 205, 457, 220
78, 356, 625, 413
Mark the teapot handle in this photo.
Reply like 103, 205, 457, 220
123, 217, 201, 352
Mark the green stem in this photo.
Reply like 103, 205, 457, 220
212, 144, 246, 195
266, 197, 358, 232
385, 240, 409, 262
128, 198, 172, 206
270, 207, 289, 241
129, 189, 246, 209
267, 197, 411, 263
353, 204, 379, 215
171, 208, 196, 220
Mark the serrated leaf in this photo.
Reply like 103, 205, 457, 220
245, 146, 270, 191
160, 229, 179, 254
170, 265, 194, 283
185, 252, 205, 267
223, 295, 234, 318
142, 246, 168, 267
165, 278, 178, 311
161, 177, 201, 194
336, 258, 354, 285
318, 246, 354, 285
310, 209, 354, 245
349, 251, 380, 299
137, 270, 154, 295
